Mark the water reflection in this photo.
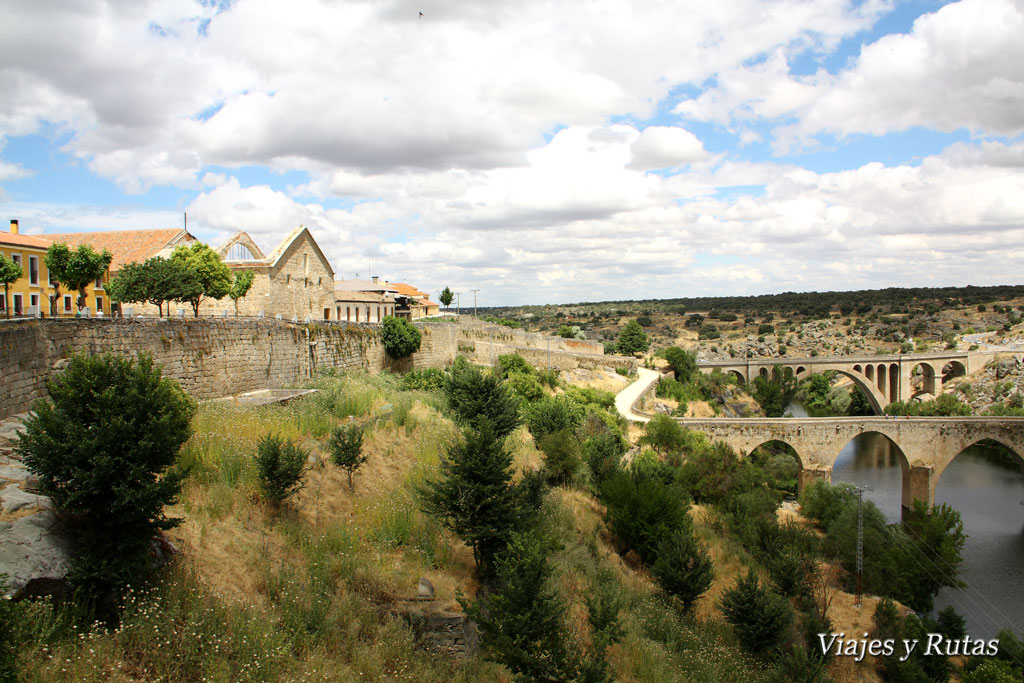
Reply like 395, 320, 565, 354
828, 429, 1024, 639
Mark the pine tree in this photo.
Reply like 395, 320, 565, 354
419, 419, 520, 569
651, 524, 714, 612
719, 571, 793, 653
464, 531, 572, 681
616, 320, 649, 355
444, 359, 521, 440
328, 423, 366, 490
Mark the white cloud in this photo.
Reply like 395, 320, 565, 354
629, 126, 709, 170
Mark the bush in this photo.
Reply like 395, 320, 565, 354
537, 428, 583, 486
17, 352, 195, 601
601, 471, 690, 563
0, 574, 17, 682
399, 368, 446, 391
583, 432, 624, 484
639, 414, 689, 458
504, 372, 545, 402
381, 316, 422, 359
255, 434, 308, 504
651, 524, 714, 612
328, 423, 366, 490
523, 395, 585, 441
719, 571, 793, 654
497, 353, 533, 378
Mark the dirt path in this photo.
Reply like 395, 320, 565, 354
614, 367, 661, 423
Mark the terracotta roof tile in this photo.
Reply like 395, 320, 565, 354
0, 232, 52, 249
390, 282, 429, 298
45, 229, 194, 272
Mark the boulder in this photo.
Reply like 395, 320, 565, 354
0, 510, 73, 600
1, 484, 50, 515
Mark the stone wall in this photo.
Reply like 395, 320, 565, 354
0, 318, 629, 419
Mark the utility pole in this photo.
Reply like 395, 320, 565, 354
470, 288, 480, 318
854, 485, 872, 607
456, 292, 461, 316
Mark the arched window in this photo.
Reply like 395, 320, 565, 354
227, 243, 256, 261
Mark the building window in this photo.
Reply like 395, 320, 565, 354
0, 296, 4, 312
11, 253, 21, 267
303, 253, 309, 277
323, 307, 330, 320
94, 278, 104, 290
28, 255, 39, 286
346, 306, 350, 321
30, 293, 39, 311
96, 296, 104, 312
355, 307, 359, 322
227, 242, 256, 261
63, 295, 72, 311
48, 268, 54, 287
13, 293, 23, 316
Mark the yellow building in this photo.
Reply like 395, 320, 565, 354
0, 220, 111, 317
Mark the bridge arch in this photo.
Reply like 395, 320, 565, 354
829, 369, 887, 415
910, 361, 940, 397
748, 439, 804, 495
831, 430, 914, 515
942, 360, 967, 383
727, 370, 745, 385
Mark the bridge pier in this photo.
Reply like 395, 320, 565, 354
798, 466, 832, 496
901, 465, 935, 512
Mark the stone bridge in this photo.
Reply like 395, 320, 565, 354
677, 416, 1024, 511
698, 351, 993, 414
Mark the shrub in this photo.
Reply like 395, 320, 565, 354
380, 316, 422, 359
537, 428, 582, 486
601, 471, 690, 563
523, 395, 585, 441
504, 372, 545, 402
399, 368, 446, 391
583, 431, 624, 483
651, 524, 714, 612
17, 352, 195, 601
328, 423, 366, 490
0, 574, 17, 682
638, 414, 689, 458
255, 434, 308, 504
497, 353, 533, 378
719, 571, 793, 654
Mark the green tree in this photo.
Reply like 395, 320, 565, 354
0, 253, 22, 319
255, 434, 308, 505
464, 531, 574, 681
170, 242, 232, 316
638, 414, 689, 458
894, 500, 966, 612
444, 359, 522, 440
419, 420, 521, 569
45, 242, 113, 313
751, 365, 798, 417
43, 243, 69, 315
16, 352, 195, 600
228, 269, 255, 316
440, 286, 454, 310
662, 346, 697, 383
109, 257, 202, 316
600, 470, 691, 563
616, 320, 649, 355
381, 316, 422, 359
652, 523, 714, 613
328, 423, 366, 490
537, 428, 582, 486
523, 395, 585, 441
719, 571, 793, 654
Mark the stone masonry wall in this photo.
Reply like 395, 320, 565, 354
0, 318, 628, 419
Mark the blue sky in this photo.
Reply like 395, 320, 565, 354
1, 0, 1022, 305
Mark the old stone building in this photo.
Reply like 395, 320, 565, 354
203, 227, 336, 320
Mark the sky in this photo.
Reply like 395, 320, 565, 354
1, 0, 1022, 307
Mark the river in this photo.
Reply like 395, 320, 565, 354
830, 431, 1024, 639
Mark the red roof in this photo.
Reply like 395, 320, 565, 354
45, 229, 194, 272
0, 231, 52, 249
